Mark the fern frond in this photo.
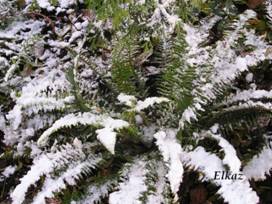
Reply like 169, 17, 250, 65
37, 112, 129, 154
184, 147, 259, 204
117, 93, 170, 112
265, 0, 272, 28
203, 101, 272, 128
2, 69, 72, 146
204, 124, 241, 172
154, 129, 183, 200
243, 146, 272, 181
109, 158, 148, 204
32, 156, 102, 204
177, 10, 272, 131
75, 178, 118, 204
226, 89, 272, 105
10, 142, 87, 204
144, 160, 170, 204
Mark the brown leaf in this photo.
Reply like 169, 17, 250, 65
190, 184, 208, 204
45, 197, 62, 204
16, 0, 26, 9
247, 0, 264, 9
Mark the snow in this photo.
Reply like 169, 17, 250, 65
183, 147, 259, 204
154, 129, 183, 200
136, 0, 145, 5
15, 96, 74, 115
102, 117, 129, 130
78, 179, 118, 204
135, 97, 170, 112
146, 162, 167, 203
148, 0, 180, 33
117, 94, 169, 112
37, 112, 129, 154
135, 115, 143, 125
32, 157, 101, 204
0, 57, 9, 68
37, 0, 51, 9
4, 64, 17, 82
2, 165, 16, 178
6, 105, 22, 130
266, 1, 272, 22
69, 31, 83, 43
243, 147, 272, 180
245, 73, 253, 82
0, 20, 44, 39
48, 40, 70, 48
11, 154, 55, 204
109, 160, 147, 204
117, 93, 136, 107
228, 89, 272, 104
0, 109, 5, 130
59, 0, 77, 8
209, 124, 241, 172
142, 125, 157, 144
96, 128, 117, 154
11, 144, 85, 204
180, 107, 197, 128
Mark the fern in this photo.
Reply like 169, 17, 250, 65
1, 0, 272, 203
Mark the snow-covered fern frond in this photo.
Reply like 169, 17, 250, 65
243, 146, 272, 181
1, 0, 272, 203
226, 89, 272, 105
178, 9, 272, 130
265, 0, 272, 27
204, 124, 242, 172
32, 156, 101, 204
109, 158, 148, 204
37, 112, 129, 154
184, 147, 259, 204
117, 93, 170, 112
144, 160, 169, 204
75, 179, 118, 204
10, 141, 86, 203
154, 129, 183, 200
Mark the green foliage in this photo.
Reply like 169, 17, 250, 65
112, 63, 137, 95
202, 105, 272, 128
158, 29, 196, 112
1, 0, 272, 203
66, 68, 90, 112
84, 0, 130, 28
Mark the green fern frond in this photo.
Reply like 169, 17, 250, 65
66, 67, 90, 112
201, 104, 272, 128
158, 28, 196, 112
